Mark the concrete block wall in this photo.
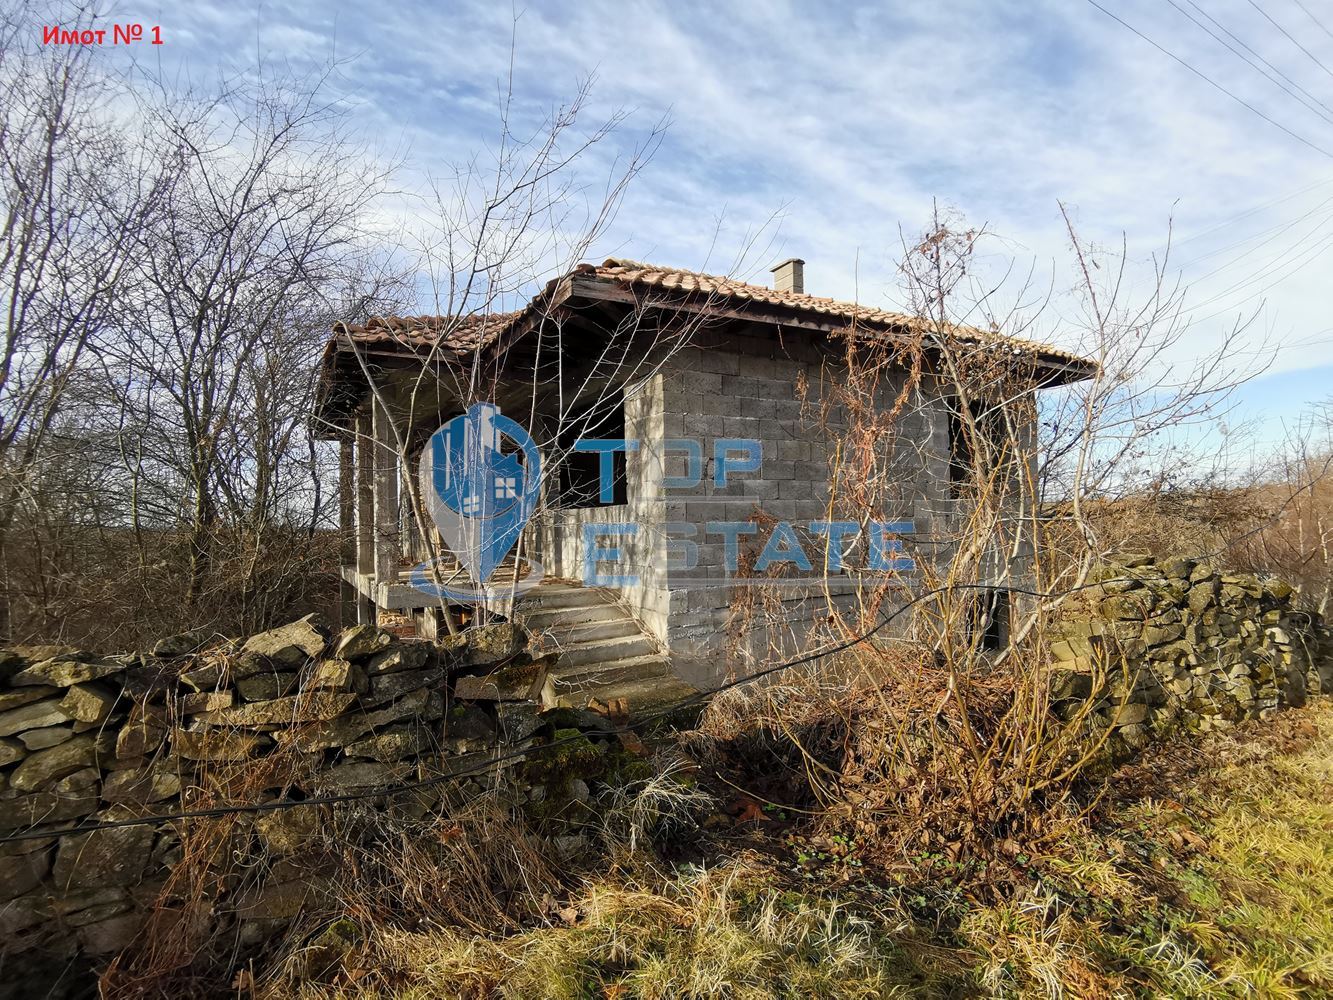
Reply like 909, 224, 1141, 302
535, 375, 672, 645
528, 327, 1043, 687
656, 331, 957, 682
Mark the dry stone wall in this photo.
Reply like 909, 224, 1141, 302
1051, 555, 1333, 747
0, 616, 646, 992
3, 557, 1328, 991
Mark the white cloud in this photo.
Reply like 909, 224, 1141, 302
117, 0, 1333, 387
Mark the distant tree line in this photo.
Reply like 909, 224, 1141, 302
0, 2, 404, 645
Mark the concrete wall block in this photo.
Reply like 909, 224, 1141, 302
665, 390, 706, 421
739, 396, 780, 420
722, 375, 770, 399
683, 501, 723, 525
690, 348, 741, 375
779, 479, 816, 501
680, 413, 714, 440
739, 354, 788, 378
680, 586, 729, 613
761, 500, 800, 522
705, 478, 747, 498
775, 439, 813, 462
792, 460, 830, 484
740, 479, 780, 500
758, 417, 796, 442
722, 416, 760, 439
663, 451, 692, 481
662, 497, 693, 520
683, 370, 724, 395
665, 611, 722, 631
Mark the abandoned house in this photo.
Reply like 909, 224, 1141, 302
313, 258, 1096, 707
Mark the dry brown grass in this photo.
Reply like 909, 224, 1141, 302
688, 638, 1119, 879
260, 857, 932, 1000
249, 698, 1333, 1000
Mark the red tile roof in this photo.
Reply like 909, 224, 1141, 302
315, 258, 1094, 430
326, 259, 1088, 366
591, 259, 1089, 365
329, 312, 519, 356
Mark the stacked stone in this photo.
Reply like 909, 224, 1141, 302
0, 616, 634, 978
1050, 555, 1333, 747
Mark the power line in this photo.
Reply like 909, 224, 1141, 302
1246, 0, 1333, 81
1169, 0, 1333, 125
1291, 0, 1333, 43
1175, 194, 1333, 271
1186, 226, 1333, 324
1192, 202, 1333, 299
1172, 176, 1333, 248
1084, 0, 1333, 159
1181, 194, 1333, 278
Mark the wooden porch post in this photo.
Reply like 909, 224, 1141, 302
372, 397, 400, 593
355, 411, 375, 624
338, 434, 356, 625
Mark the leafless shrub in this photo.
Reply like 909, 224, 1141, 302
1228, 413, 1333, 613
696, 204, 1265, 867
597, 753, 715, 856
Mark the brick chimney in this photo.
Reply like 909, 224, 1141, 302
770, 257, 805, 294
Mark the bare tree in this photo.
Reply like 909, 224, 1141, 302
701, 204, 1274, 858
101, 65, 401, 622
0, 0, 161, 638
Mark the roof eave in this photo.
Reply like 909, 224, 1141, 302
568, 271, 1099, 385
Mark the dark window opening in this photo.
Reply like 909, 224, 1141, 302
947, 399, 1006, 499
968, 589, 1010, 652
947, 407, 972, 498
555, 392, 628, 509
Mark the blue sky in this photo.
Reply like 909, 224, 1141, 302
91, 0, 1333, 441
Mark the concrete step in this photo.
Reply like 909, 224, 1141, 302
531, 617, 642, 645
520, 602, 624, 630
574, 674, 703, 713
553, 633, 658, 669
552, 654, 672, 693
507, 580, 697, 719
549, 669, 698, 714
517, 586, 612, 611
